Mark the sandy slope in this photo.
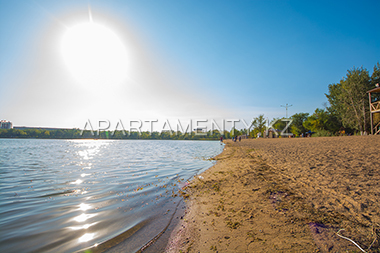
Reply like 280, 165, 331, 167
165, 136, 380, 252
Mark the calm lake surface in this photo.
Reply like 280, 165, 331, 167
0, 139, 224, 252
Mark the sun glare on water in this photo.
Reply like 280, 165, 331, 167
61, 22, 128, 87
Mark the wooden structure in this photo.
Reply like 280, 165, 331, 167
367, 86, 380, 135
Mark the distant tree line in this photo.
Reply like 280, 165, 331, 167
0, 128, 230, 140
1, 63, 379, 139
247, 62, 380, 137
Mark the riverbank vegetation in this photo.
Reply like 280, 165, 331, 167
254, 63, 380, 137
1, 63, 379, 139
0, 128, 228, 140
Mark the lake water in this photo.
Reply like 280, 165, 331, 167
0, 139, 224, 252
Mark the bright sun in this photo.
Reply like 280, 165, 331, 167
61, 22, 128, 87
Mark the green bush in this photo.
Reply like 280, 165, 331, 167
312, 129, 334, 137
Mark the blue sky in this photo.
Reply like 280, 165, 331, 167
0, 0, 379, 129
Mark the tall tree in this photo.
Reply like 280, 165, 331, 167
303, 108, 340, 133
230, 127, 241, 136
251, 114, 266, 137
290, 112, 309, 135
371, 62, 380, 87
325, 66, 372, 132
370, 62, 380, 102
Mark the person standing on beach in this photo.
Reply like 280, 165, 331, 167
220, 136, 223, 143
239, 136, 241, 142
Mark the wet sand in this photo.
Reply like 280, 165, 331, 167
165, 136, 380, 252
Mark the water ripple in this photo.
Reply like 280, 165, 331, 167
0, 139, 223, 252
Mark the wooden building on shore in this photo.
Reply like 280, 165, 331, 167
368, 85, 380, 135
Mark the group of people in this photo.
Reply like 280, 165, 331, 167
300, 130, 313, 137
219, 136, 241, 143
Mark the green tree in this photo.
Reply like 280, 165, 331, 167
112, 130, 126, 139
230, 127, 241, 137
160, 131, 171, 139
272, 118, 287, 131
371, 62, 380, 87
222, 130, 231, 139
325, 66, 372, 132
251, 114, 266, 137
151, 132, 160, 139
303, 109, 324, 132
290, 113, 309, 136
370, 62, 380, 102
129, 131, 140, 139
141, 131, 151, 139
303, 108, 341, 134
29, 129, 42, 138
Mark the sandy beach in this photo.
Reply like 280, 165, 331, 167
165, 136, 380, 252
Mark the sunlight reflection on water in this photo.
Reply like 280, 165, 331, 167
69, 222, 98, 230
79, 203, 92, 211
70, 179, 83, 185
78, 232, 96, 242
73, 213, 98, 222
0, 139, 223, 253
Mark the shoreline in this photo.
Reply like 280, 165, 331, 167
165, 136, 380, 252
